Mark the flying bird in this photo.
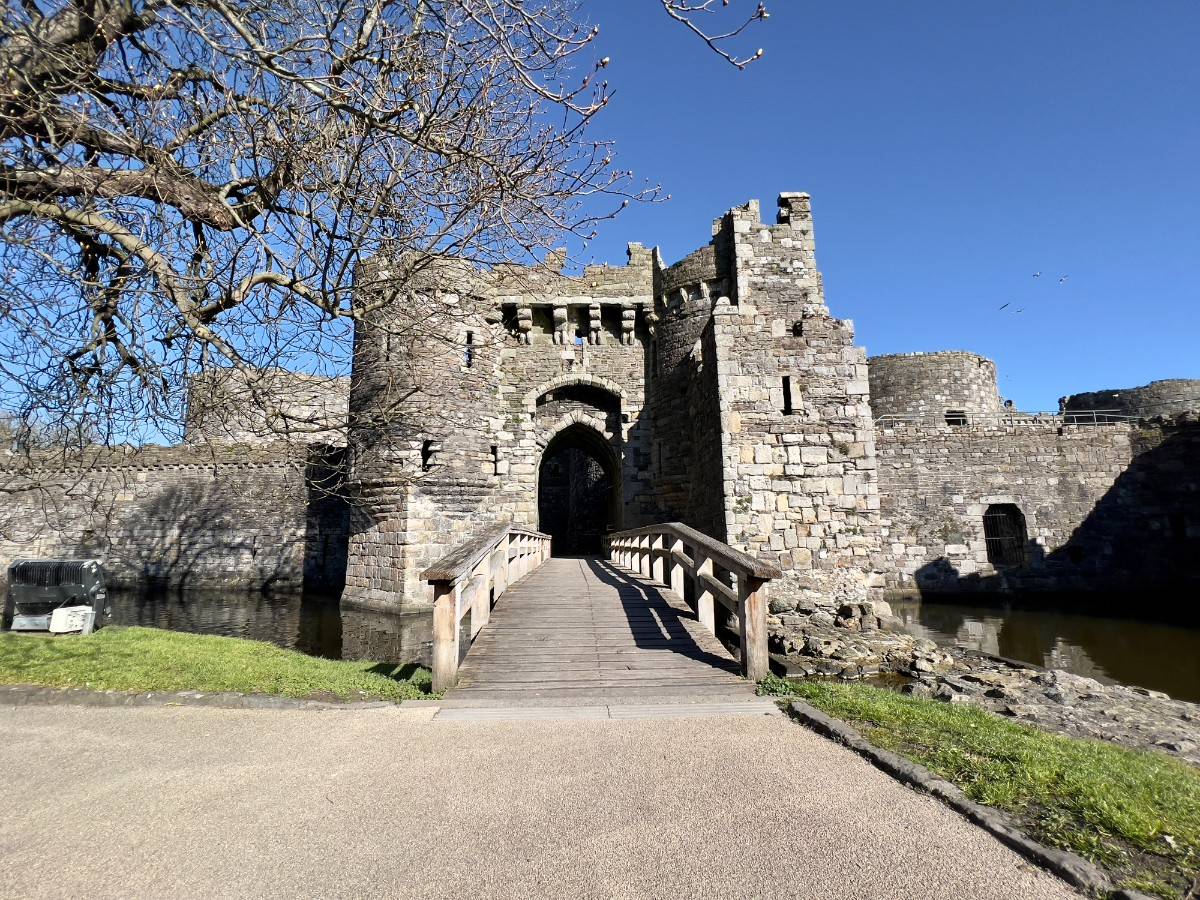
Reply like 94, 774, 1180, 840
1016, 308, 1025, 313
1032, 272, 1041, 278
998, 303, 1010, 310
1058, 275, 1069, 284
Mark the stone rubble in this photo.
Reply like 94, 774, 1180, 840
769, 603, 1200, 767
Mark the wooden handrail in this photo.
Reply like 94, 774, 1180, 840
606, 523, 781, 681
422, 524, 552, 692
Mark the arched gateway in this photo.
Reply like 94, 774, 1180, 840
537, 422, 619, 556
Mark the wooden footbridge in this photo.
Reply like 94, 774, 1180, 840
423, 524, 782, 704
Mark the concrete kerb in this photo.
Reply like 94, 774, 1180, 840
0, 684, 401, 711
784, 699, 1115, 898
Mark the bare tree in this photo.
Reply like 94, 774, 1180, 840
0, 0, 768, 449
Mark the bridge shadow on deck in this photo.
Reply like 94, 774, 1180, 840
447, 556, 754, 703
581, 558, 740, 673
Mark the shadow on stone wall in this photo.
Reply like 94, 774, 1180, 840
303, 445, 350, 595
76, 480, 300, 591
911, 423, 1200, 621
65, 445, 352, 595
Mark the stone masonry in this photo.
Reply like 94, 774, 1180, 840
0, 445, 348, 592
2, 191, 1196, 622
336, 192, 1197, 615
341, 193, 890, 613
1061, 378, 1200, 420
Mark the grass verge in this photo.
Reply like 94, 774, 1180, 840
760, 675, 1200, 899
0, 626, 434, 702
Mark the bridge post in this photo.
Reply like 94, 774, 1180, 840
694, 550, 715, 635
494, 542, 509, 598
651, 533, 665, 584
432, 582, 460, 692
469, 568, 489, 637
738, 575, 768, 681
668, 536, 685, 595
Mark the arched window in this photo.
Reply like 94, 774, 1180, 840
983, 504, 1027, 567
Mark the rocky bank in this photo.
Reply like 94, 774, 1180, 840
768, 602, 1200, 767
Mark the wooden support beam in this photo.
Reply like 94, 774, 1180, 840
698, 570, 738, 612
469, 570, 489, 637
694, 550, 715, 635
738, 575, 768, 681
668, 536, 685, 596
432, 582, 459, 692
494, 544, 508, 598
651, 533, 665, 585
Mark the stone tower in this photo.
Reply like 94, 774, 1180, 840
661, 194, 885, 611
342, 193, 885, 613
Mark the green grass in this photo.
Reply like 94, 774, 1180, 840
760, 675, 1200, 899
0, 626, 434, 702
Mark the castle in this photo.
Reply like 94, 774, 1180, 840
2, 193, 1197, 627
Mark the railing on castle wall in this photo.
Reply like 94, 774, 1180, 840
605, 523, 782, 681
422, 524, 551, 692
874, 410, 1137, 428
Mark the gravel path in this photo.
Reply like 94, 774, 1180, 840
0, 704, 1080, 899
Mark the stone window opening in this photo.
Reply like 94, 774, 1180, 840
600, 306, 623, 342
490, 445, 500, 476
782, 376, 797, 415
421, 439, 440, 471
983, 504, 1027, 567
650, 339, 659, 376
464, 330, 475, 368
792, 320, 804, 337
530, 306, 554, 343
945, 409, 968, 427
501, 304, 519, 337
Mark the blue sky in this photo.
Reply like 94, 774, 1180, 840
584, 1, 1200, 410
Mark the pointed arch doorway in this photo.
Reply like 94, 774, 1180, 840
537, 423, 620, 556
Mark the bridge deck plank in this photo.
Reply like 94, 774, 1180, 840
447, 556, 757, 703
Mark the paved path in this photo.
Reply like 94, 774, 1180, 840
0, 704, 1080, 899
450, 556, 758, 704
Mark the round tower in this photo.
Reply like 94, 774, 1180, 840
1062, 379, 1200, 420
868, 351, 1001, 423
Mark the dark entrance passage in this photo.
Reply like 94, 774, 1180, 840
538, 425, 617, 556
983, 503, 1028, 567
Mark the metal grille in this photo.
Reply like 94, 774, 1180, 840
983, 505, 1027, 567
10, 560, 87, 587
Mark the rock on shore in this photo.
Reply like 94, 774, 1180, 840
768, 603, 1200, 766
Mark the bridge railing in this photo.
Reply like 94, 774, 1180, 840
873, 410, 1136, 427
423, 524, 551, 692
606, 523, 782, 681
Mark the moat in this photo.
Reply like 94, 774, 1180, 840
893, 598, 1200, 703
104, 588, 1200, 704
106, 590, 433, 667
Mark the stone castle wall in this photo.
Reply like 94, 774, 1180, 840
342, 248, 661, 610
0, 446, 348, 592
709, 195, 884, 610
649, 238, 733, 538
340, 193, 889, 612
1062, 379, 1200, 420
7, 190, 1187, 625
868, 351, 1002, 422
875, 420, 1200, 599
185, 369, 350, 446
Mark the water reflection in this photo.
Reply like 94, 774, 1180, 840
107, 590, 433, 667
892, 598, 1200, 703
